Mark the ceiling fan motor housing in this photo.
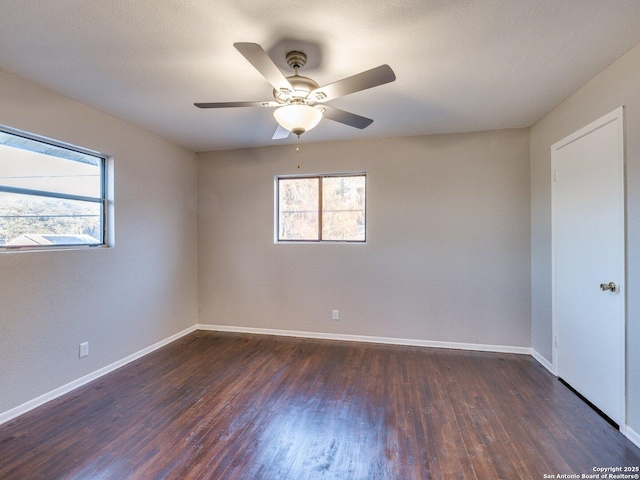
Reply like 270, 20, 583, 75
270, 51, 320, 103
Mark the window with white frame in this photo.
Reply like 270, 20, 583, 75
0, 126, 107, 250
276, 173, 366, 242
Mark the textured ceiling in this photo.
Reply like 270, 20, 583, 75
1, 0, 639, 152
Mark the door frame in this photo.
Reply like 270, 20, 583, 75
550, 106, 626, 431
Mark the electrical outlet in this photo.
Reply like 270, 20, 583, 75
332, 310, 339, 321
79, 342, 89, 358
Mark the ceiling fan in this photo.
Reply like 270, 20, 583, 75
195, 42, 396, 140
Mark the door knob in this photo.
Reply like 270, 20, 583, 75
600, 282, 617, 292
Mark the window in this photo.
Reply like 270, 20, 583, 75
0, 126, 108, 250
276, 173, 366, 242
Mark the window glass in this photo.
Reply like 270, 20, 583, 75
277, 174, 365, 243
0, 147, 101, 197
0, 127, 106, 249
278, 177, 319, 241
322, 176, 366, 241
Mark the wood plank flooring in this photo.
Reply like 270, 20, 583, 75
0, 331, 638, 479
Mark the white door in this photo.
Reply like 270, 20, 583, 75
552, 107, 625, 428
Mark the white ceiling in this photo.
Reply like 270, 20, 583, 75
1, 1, 639, 152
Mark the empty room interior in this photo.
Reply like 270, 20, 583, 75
1, 1, 640, 478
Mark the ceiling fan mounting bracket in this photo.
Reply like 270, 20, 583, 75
286, 51, 307, 69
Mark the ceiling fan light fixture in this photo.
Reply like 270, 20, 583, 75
273, 104, 323, 136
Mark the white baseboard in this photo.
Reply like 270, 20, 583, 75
0, 324, 559, 428
532, 349, 555, 375
4, 322, 637, 450
0, 325, 197, 427
196, 324, 532, 355
626, 426, 640, 449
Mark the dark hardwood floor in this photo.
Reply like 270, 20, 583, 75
0, 331, 638, 479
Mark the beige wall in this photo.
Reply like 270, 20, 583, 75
0, 70, 198, 414
197, 129, 531, 348
530, 42, 640, 432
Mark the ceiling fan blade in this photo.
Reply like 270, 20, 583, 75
234, 42, 294, 95
321, 106, 374, 129
309, 64, 396, 103
272, 124, 290, 140
194, 101, 279, 108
